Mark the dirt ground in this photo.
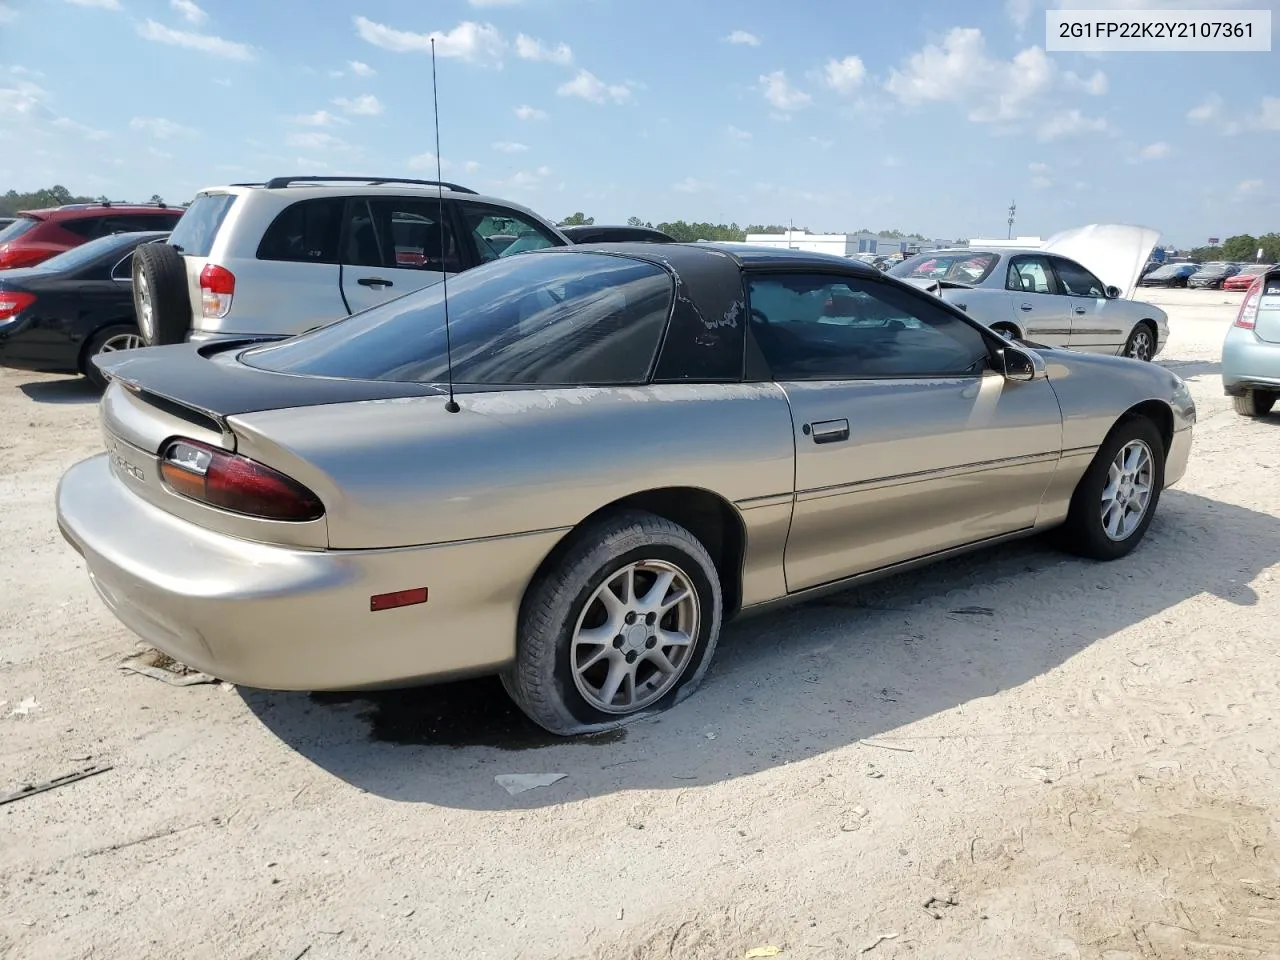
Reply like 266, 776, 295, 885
2, 288, 1278, 960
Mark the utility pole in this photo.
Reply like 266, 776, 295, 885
1007, 200, 1017, 240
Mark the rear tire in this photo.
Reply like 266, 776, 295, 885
1058, 416, 1166, 561
82, 324, 144, 391
132, 242, 191, 347
501, 510, 723, 736
1122, 322, 1157, 362
1233, 390, 1277, 418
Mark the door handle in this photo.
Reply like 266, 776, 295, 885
1073, 307, 1086, 315
1020, 303, 1033, 312
807, 419, 850, 444
357, 277, 393, 288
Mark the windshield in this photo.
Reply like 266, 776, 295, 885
34, 231, 164, 273
888, 251, 998, 284
0, 216, 40, 244
1239, 265, 1270, 275
1195, 263, 1229, 274
168, 193, 237, 257
242, 251, 675, 386
1150, 264, 1186, 277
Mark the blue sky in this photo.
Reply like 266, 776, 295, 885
0, 0, 1275, 246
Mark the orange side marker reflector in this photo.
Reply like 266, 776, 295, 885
370, 587, 429, 612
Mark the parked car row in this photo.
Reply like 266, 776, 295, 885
1139, 259, 1277, 290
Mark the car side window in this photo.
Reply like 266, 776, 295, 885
61, 218, 106, 240
362, 198, 464, 273
257, 198, 344, 264
1051, 257, 1106, 297
109, 251, 134, 281
747, 274, 991, 380
460, 203, 560, 263
1006, 255, 1055, 294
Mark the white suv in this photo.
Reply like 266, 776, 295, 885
132, 176, 571, 345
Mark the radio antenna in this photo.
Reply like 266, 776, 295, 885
430, 38, 460, 414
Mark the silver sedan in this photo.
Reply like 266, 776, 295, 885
56, 243, 1196, 736
890, 227, 1169, 361
1223, 267, 1280, 417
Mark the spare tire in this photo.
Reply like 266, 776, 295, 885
132, 242, 192, 346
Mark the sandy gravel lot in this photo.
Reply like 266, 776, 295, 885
2, 288, 1277, 960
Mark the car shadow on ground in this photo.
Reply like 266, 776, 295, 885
241, 488, 1276, 809
18, 378, 99, 404
1159, 359, 1221, 381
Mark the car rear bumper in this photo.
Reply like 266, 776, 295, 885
1222, 327, 1280, 395
57, 454, 565, 691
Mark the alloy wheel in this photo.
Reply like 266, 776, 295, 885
1100, 439, 1154, 541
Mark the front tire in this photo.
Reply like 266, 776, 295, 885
1122, 322, 1157, 362
502, 511, 723, 736
1059, 416, 1166, 561
1233, 390, 1276, 418
82, 324, 144, 390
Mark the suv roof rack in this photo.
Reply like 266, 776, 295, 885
262, 176, 478, 195
57, 201, 172, 210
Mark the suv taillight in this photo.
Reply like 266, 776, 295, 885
1235, 276, 1263, 329
0, 246, 42, 270
0, 291, 36, 321
199, 264, 235, 319
159, 439, 324, 522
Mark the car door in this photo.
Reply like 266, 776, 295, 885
1049, 255, 1127, 353
746, 271, 1064, 593
1004, 254, 1071, 347
339, 197, 468, 314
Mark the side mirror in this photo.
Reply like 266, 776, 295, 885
996, 345, 1046, 382
1105, 285, 1122, 299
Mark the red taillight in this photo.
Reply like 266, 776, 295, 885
0, 246, 44, 270
199, 264, 235, 319
159, 439, 324, 522
1235, 277, 1263, 329
0, 290, 36, 321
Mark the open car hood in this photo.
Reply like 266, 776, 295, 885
1041, 223, 1161, 300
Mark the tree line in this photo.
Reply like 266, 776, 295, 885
558, 212, 929, 243
0, 185, 172, 218
1186, 234, 1280, 264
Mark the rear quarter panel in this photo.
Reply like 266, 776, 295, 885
227, 383, 797, 550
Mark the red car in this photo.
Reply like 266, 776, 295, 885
0, 202, 183, 270
1223, 264, 1276, 292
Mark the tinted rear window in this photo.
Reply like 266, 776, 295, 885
257, 197, 343, 263
168, 193, 237, 257
0, 216, 40, 243
242, 252, 674, 386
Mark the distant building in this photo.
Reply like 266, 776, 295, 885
742, 230, 955, 257
965, 235, 1044, 250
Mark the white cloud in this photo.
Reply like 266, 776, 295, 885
515, 34, 572, 65
727, 125, 752, 140
515, 104, 548, 121
1137, 141, 1171, 160
137, 20, 254, 60
1028, 161, 1050, 172
1187, 93, 1222, 124
348, 60, 375, 77
1064, 69, 1107, 95
672, 177, 706, 193
287, 131, 348, 150
1005, 0, 1034, 27
823, 55, 866, 94
129, 116, 198, 139
0, 79, 49, 119
726, 30, 761, 46
51, 117, 111, 140
64, 0, 121, 8
407, 151, 480, 174
1237, 178, 1263, 194
885, 27, 1102, 125
292, 109, 346, 127
1036, 108, 1107, 141
758, 70, 811, 113
809, 136, 833, 148
1031, 175, 1053, 189
353, 16, 506, 64
332, 94, 383, 116
0, 3, 16, 23
493, 140, 528, 153
557, 69, 631, 104
170, 0, 208, 25
882, 155, 902, 168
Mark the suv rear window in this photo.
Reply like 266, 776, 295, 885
168, 193, 237, 258
242, 251, 674, 386
0, 216, 41, 243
